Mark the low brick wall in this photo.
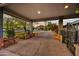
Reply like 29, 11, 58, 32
0, 38, 17, 49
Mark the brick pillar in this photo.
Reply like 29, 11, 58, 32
0, 8, 3, 39
59, 18, 63, 35
30, 21, 33, 32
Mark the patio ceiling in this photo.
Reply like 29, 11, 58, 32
0, 3, 8, 7
1, 3, 79, 21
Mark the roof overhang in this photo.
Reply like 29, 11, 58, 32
1, 3, 79, 22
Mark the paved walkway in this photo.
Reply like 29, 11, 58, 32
0, 31, 72, 56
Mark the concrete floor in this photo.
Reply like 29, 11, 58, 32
0, 31, 72, 56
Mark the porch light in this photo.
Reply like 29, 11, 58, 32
37, 11, 41, 14
64, 5, 69, 9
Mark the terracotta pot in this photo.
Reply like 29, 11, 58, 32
3, 40, 10, 48
8, 40, 14, 45
33, 33, 35, 36
13, 39, 17, 44
26, 35, 30, 39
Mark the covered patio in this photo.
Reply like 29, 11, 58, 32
0, 3, 79, 56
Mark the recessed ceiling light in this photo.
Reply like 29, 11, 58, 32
64, 5, 69, 9
37, 11, 41, 14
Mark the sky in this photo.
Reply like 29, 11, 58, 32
63, 18, 79, 25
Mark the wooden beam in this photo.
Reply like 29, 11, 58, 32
61, 13, 79, 19
32, 16, 59, 22
32, 13, 79, 22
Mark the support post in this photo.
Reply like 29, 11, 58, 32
0, 8, 3, 39
30, 21, 33, 33
58, 18, 63, 35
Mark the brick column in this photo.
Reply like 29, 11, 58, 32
58, 18, 63, 35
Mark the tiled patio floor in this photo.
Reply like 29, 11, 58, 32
0, 31, 72, 56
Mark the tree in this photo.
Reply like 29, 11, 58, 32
46, 22, 58, 33
46, 22, 53, 30
52, 23, 58, 33
37, 25, 45, 30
